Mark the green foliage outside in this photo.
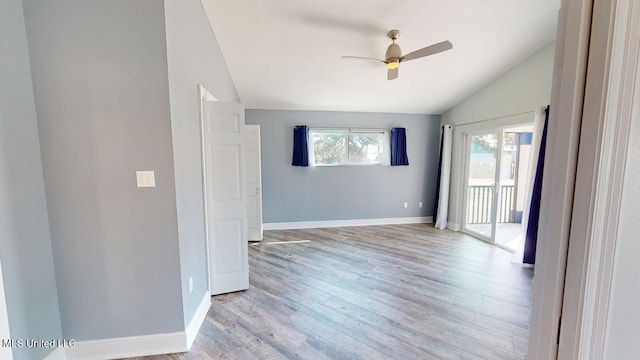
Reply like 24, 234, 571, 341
312, 133, 347, 164
312, 132, 383, 165
471, 134, 498, 154
348, 134, 383, 163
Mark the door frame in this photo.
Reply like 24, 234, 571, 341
244, 124, 263, 241
527, 0, 593, 357
549, 0, 640, 358
459, 118, 535, 247
198, 84, 217, 294
461, 129, 503, 244
569, 1, 640, 357
450, 111, 536, 232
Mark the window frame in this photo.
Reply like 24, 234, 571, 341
308, 127, 391, 167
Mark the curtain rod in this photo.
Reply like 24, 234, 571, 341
291, 126, 409, 131
450, 110, 535, 128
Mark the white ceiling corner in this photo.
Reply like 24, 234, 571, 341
202, 0, 559, 115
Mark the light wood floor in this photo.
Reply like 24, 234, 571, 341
136, 224, 532, 359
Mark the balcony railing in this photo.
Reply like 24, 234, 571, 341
466, 185, 516, 225
499, 185, 516, 223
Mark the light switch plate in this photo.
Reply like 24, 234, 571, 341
136, 171, 156, 188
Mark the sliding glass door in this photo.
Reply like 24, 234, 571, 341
463, 131, 501, 242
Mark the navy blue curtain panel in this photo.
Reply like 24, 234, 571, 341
292, 125, 309, 167
390, 127, 409, 166
433, 126, 445, 222
523, 106, 550, 265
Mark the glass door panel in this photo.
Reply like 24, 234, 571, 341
464, 132, 500, 241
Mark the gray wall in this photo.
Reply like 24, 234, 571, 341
164, 0, 240, 326
23, 0, 184, 340
0, 0, 63, 358
441, 43, 555, 228
245, 110, 441, 223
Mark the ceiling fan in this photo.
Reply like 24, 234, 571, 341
342, 29, 453, 80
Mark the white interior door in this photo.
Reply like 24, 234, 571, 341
202, 100, 249, 295
245, 125, 263, 241
0, 260, 13, 360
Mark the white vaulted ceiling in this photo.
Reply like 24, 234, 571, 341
201, 0, 559, 114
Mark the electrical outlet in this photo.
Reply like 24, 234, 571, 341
136, 170, 155, 188
419, 202, 423, 208
188, 276, 194, 293
403, 202, 408, 208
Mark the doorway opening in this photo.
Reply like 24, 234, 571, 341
462, 124, 535, 252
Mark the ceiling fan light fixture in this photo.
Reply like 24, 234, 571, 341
341, 29, 452, 81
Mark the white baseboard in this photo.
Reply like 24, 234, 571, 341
43, 347, 66, 360
47, 295, 212, 360
447, 222, 461, 231
64, 332, 187, 360
263, 216, 433, 230
186, 291, 211, 349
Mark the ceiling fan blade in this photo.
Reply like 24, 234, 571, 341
401, 40, 453, 62
341, 56, 386, 63
388, 67, 398, 80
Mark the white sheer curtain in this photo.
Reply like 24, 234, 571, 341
513, 107, 546, 264
435, 125, 453, 230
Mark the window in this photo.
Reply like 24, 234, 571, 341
309, 128, 390, 166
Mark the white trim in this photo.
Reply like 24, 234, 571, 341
198, 84, 217, 102
245, 124, 264, 241
65, 332, 187, 360
528, 0, 593, 358
572, 0, 639, 358
43, 292, 214, 360
43, 347, 65, 360
446, 222, 461, 231
185, 291, 211, 349
198, 84, 217, 294
263, 216, 433, 230
557, 0, 617, 353
453, 111, 534, 132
